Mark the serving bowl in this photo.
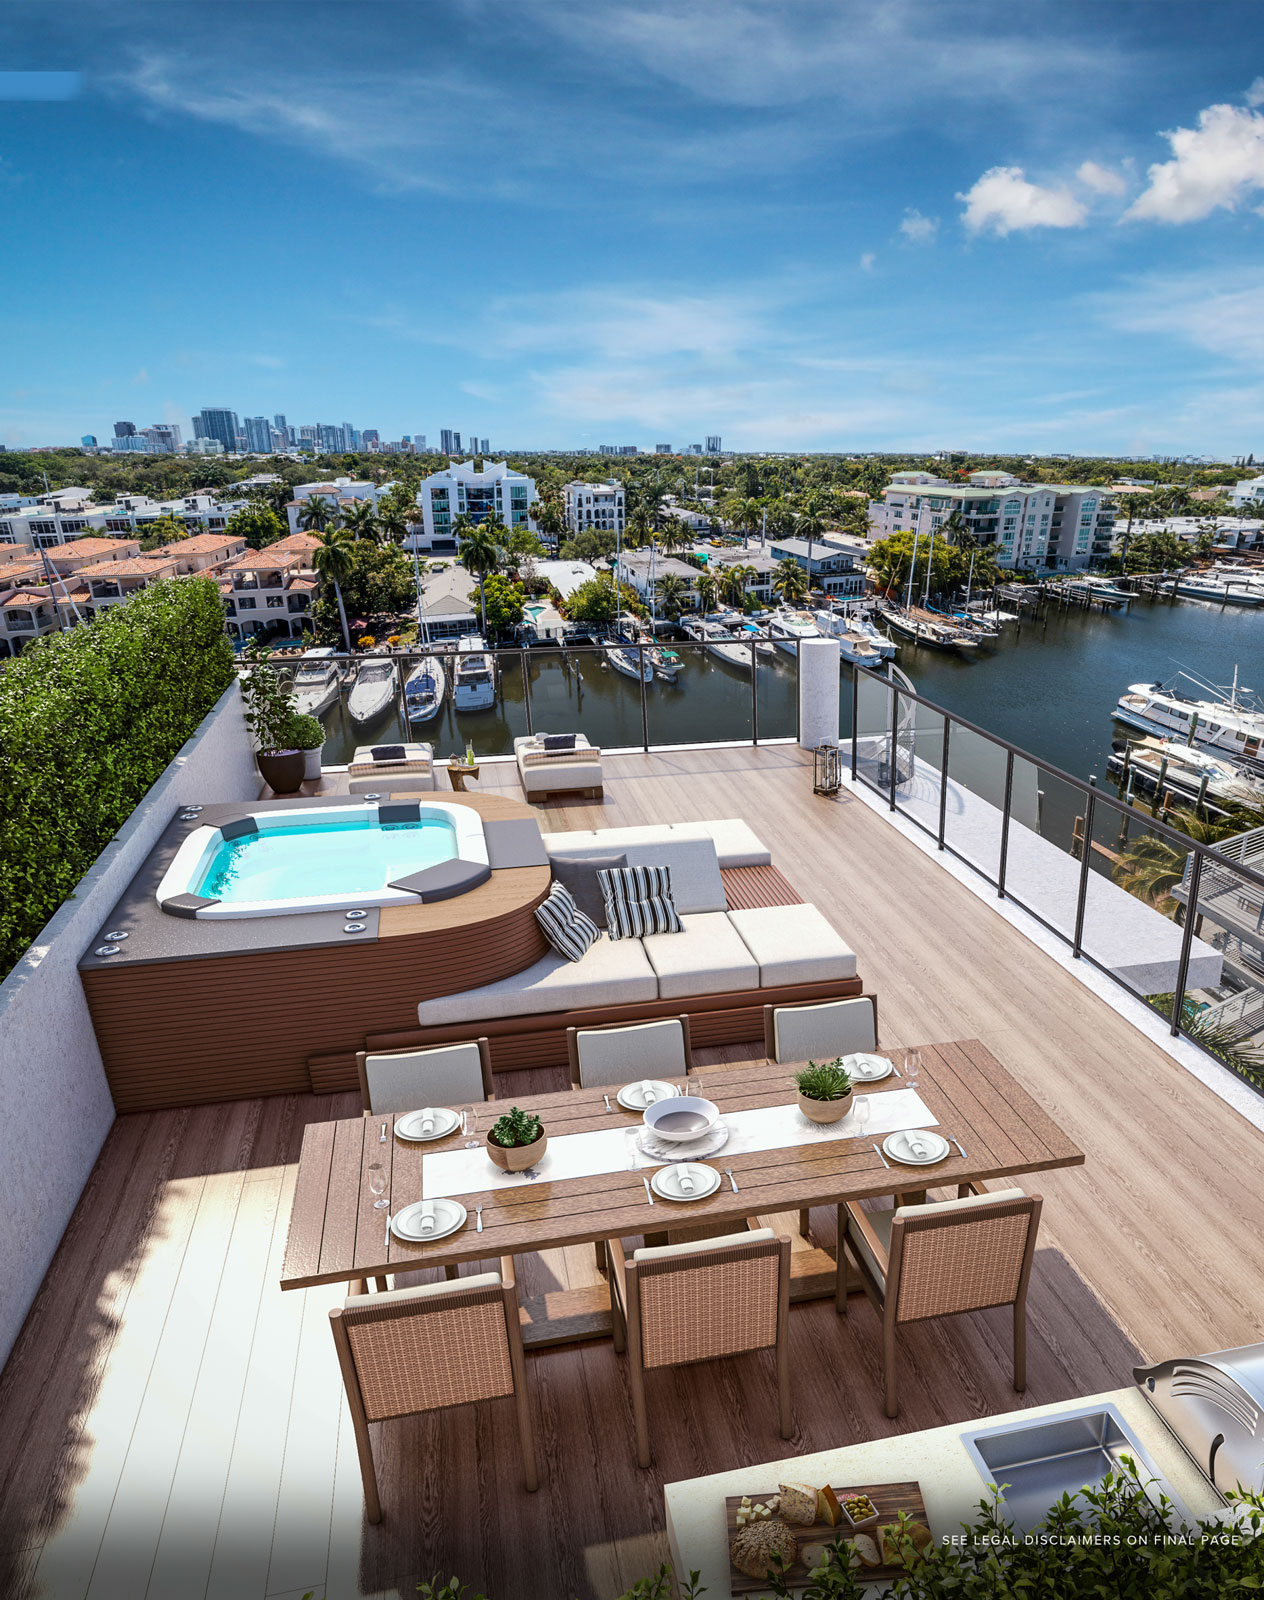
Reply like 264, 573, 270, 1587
642, 1095, 721, 1143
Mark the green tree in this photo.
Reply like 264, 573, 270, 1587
771, 557, 810, 604
458, 524, 505, 635
694, 571, 718, 613
138, 514, 190, 552
719, 562, 756, 608
472, 573, 525, 637
559, 528, 617, 563
867, 529, 963, 597
531, 486, 566, 547
654, 573, 692, 620
339, 499, 379, 543
225, 503, 287, 551
298, 494, 334, 532
311, 527, 355, 652
564, 573, 622, 626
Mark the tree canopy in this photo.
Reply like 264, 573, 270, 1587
225, 503, 287, 550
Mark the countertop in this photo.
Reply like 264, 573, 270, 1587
664, 1386, 1223, 1598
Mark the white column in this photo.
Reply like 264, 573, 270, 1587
797, 635, 840, 750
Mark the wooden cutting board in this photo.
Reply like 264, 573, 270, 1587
725, 1480, 928, 1592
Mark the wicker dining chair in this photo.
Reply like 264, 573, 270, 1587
606, 1227, 792, 1467
566, 1016, 693, 1089
329, 1260, 537, 1523
355, 1038, 494, 1114
762, 994, 879, 1063
839, 1183, 1042, 1418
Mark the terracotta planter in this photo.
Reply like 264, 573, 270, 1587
485, 1130, 547, 1172
256, 749, 306, 795
797, 1089, 853, 1125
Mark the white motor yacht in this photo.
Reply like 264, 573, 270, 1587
604, 641, 655, 683
346, 656, 400, 726
403, 655, 447, 724
767, 609, 821, 655
1113, 670, 1264, 772
452, 636, 497, 712
290, 647, 342, 718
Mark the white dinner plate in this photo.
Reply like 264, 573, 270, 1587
390, 1198, 468, 1242
844, 1052, 895, 1083
639, 1121, 730, 1162
395, 1106, 460, 1142
882, 1129, 950, 1167
650, 1162, 722, 1201
617, 1079, 678, 1111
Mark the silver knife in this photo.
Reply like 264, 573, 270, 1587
724, 1166, 740, 1193
642, 1176, 655, 1205
951, 1137, 968, 1159
475, 1203, 483, 1233
872, 1142, 890, 1169
384, 1212, 392, 1250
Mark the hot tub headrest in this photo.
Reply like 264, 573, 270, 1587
220, 816, 259, 842
378, 802, 421, 825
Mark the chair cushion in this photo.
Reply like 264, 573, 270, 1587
550, 851, 628, 927
574, 1018, 688, 1088
728, 903, 858, 987
894, 1187, 1026, 1222
635, 1226, 774, 1264
670, 819, 772, 868
641, 913, 760, 1000
545, 835, 726, 914
364, 1041, 486, 1114
771, 997, 876, 1063
599, 865, 683, 940
534, 882, 601, 963
350, 1270, 502, 1308
416, 937, 658, 1025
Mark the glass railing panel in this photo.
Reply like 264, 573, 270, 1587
755, 636, 797, 740
646, 639, 752, 748
998, 762, 1083, 940
941, 719, 1009, 882
852, 667, 901, 794
444, 648, 529, 760
1174, 853, 1264, 1089
891, 701, 946, 842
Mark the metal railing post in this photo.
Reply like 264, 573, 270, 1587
850, 666, 859, 780
1072, 791, 1095, 957
520, 647, 533, 736
1169, 849, 1204, 1037
887, 687, 899, 812
997, 750, 1015, 897
749, 641, 759, 745
638, 644, 649, 752
938, 717, 950, 849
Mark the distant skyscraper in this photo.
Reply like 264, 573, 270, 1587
144, 423, 182, 453
113, 421, 136, 438
415, 434, 426, 452
362, 429, 380, 445
706, 435, 721, 453
440, 429, 460, 455
196, 409, 240, 455
243, 416, 274, 453
480, 437, 489, 454
81, 435, 97, 447
655, 443, 671, 454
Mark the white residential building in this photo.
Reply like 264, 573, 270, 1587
411, 460, 537, 553
563, 480, 625, 537
869, 479, 1116, 571
1230, 474, 1264, 508
285, 477, 390, 532
0, 492, 247, 551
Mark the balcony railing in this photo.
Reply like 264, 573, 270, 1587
848, 664, 1264, 1091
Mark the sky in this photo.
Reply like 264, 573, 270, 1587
2, 0, 1264, 456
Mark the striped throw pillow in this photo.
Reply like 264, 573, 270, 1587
534, 881, 601, 962
597, 864, 683, 940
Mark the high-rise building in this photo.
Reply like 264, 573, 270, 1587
706, 435, 721, 453
415, 434, 426, 452
480, 438, 489, 454
113, 421, 136, 438
272, 413, 288, 438
414, 459, 537, 551
298, 426, 318, 449
243, 417, 274, 453
655, 443, 672, 454
81, 435, 97, 447
144, 424, 182, 454
195, 409, 240, 455
361, 429, 380, 445
440, 429, 460, 456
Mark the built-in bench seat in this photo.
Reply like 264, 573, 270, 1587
541, 818, 771, 869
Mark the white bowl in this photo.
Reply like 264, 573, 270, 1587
642, 1095, 721, 1143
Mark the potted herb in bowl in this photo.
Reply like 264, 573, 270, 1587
285, 712, 326, 781
794, 1058, 853, 1124
485, 1105, 547, 1172
241, 641, 306, 795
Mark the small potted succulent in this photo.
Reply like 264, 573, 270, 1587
794, 1058, 854, 1124
241, 641, 306, 795
485, 1105, 547, 1172
284, 712, 326, 780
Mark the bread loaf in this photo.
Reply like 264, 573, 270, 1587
730, 1519, 797, 1579
777, 1482, 818, 1526
852, 1533, 881, 1569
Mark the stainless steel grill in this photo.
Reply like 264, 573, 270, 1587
1136, 1343, 1264, 1497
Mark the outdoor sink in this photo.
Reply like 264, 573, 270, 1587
960, 1403, 1191, 1534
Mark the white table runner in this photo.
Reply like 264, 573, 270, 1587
421, 1088, 938, 1201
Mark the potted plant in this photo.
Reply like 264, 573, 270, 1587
794, 1058, 853, 1124
485, 1105, 547, 1172
284, 712, 326, 781
241, 641, 306, 795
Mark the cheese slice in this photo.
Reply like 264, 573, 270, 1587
816, 1485, 843, 1527
777, 1482, 818, 1527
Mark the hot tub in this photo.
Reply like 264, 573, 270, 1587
156, 800, 490, 918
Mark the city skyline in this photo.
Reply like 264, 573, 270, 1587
3, 3, 1264, 454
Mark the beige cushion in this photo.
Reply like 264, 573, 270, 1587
416, 936, 657, 1026
769, 997, 876, 1063
728, 903, 858, 988
853, 1189, 1027, 1287
364, 1042, 485, 1113
642, 912, 760, 1001
349, 742, 433, 770
670, 819, 772, 868
544, 824, 674, 854
635, 1227, 774, 1264
574, 1018, 688, 1088
349, 1270, 502, 1308
545, 835, 725, 914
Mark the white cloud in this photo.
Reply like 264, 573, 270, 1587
1125, 102, 1264, 223
1076, 159, 1126, 196
1246, 77, 1264, 108
1096, 266, 1264, 363
859, 252, 876, 271
899, 209, 938, 244
958, 166, 1088, 234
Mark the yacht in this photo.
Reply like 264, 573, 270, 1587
290, 647, 342, 719
1161, 574, 1264, 607
634, 632, 683, 682
766, 609, 821, 655
1108, 736, 1264, 810
695, 619, 755, 671
604, 641, 655, 684
880, 604, 979, 656
452, 636, 497, 712
403, 654, 447, 724
812, 609, 888, 666
346, 656, 400, 726
736, 620, 778, 659
1113, 670, 1264, 772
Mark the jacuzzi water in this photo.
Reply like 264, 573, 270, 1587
196, 814, 458, 904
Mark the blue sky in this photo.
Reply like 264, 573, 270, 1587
3, 1, 1264, 455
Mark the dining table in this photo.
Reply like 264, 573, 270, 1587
280, 1038, 1084, 1345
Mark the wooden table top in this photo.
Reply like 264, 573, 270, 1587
279, 1039, 1084, 1291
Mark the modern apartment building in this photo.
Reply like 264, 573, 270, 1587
655, 443, 672, 454
440, 429, 461, 456
705, 435, 722, 453
193, 409, 240, 455
563, 480, 626, 537
412, 460, 537, 553
869, 472, 1115, 571
1231, 474, 1264, 508
0, 492, 246, 551
284, 477, 390, 532
243, 416, 275, 453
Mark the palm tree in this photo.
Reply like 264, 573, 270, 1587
626, 506, 654, 549
340, 499, 378, 543
1112, 811, 1232, 916
694, 571, 718, 614
458, 524, 504, 635
376, 501, 409, 546
311, 527, 356, 653
795, 500, 826, 582
772, 557, 810, 605
719, 562, 758, 609
298, 493, 334, 533
655, 573, 691, 620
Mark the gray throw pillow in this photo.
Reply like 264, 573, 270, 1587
549, 851, 627, 928
541, 733, 577, 751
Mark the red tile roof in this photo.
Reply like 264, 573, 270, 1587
3, 590, 52, 608
157, 532, 246, 555
75, 558, 177, 579
222, 548, 303, 572
48, 537, 140, 561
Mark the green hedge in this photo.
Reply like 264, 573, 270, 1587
0, 577, 234, 978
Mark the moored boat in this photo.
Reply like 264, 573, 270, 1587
453, 636, 497, 712
346, 656, 400, 725
403, 655, 447, 724
290, 646, 342, 718
604, 641, 655, 684
1113, 670, 1264, 773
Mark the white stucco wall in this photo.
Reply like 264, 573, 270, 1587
0, 679, 259, 1370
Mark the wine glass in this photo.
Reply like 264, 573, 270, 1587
367, 1161, 388, 1210
851, 1096, 871, 1138
460, 1107, 479, 1150
903, 1048, 921, 1090
625, 1127, 642, 1171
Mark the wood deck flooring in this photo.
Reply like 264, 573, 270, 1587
2, 745, 1261, 1600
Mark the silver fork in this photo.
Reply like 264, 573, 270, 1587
475, 1203, 483, 1233
603, 1093, 612, 1112
951, 1137, 968, 1160
723, 1166, 740, 1194
379, 1121, 388, 1143
384, 1212, 392, 1249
